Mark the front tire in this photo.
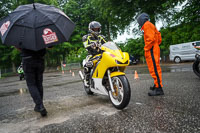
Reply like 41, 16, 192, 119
109, 75, 131, 109
193, 60, 200, 78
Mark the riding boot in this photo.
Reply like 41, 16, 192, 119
150, 85, 156, 90
148, 87, 164, 96
84, 67, 90, 86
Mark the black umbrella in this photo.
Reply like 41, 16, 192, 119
0, 3, 75, 51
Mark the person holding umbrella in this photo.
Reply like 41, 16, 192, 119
16, 47, 48, 116
0, 3, 75, 117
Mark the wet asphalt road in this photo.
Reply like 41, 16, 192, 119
0, 63, 199, 133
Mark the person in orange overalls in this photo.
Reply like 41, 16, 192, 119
137, 13, 164, 96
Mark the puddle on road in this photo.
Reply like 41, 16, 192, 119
0, 65, 193, 97
125, 66, 192, 74
0, 80, 81, 97
51, 80, 81, 87
0, 88, 28, 97
47, 75, 61, 78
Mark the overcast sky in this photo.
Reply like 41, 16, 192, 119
114, 21, 163, 43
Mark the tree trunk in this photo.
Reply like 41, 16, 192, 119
63, 50, 66, 62
149, 14, 156, 25
107, 22, 111, 41
12, 62, 16, 73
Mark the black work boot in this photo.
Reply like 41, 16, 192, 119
150, 85, 156, 90
85, 73, 90, 86
148, 87, 164, 96
34, 105, 40, 112
34, 104, 47, 117
84, 67, 91, 86
40, 108, 47, 117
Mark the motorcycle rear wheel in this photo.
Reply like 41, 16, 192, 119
84, 85, 94, 95
193, 60, 200, 78
109, 75, 131, 109
79, 70, 94, 95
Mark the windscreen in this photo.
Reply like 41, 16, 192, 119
102, 42, 120, 50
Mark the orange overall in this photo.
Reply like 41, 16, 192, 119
141, 21, 163, 88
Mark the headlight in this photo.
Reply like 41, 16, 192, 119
115, 60, 128, 64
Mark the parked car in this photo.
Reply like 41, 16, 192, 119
169, 41, 200, 63
129, 55, 139, 65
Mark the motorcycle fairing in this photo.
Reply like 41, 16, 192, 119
92, 51, 129, 79
91, 78, 108, 95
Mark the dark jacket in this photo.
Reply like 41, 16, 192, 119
21, 48, 46, 58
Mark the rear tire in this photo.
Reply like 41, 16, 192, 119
79, 71, 94, 95
109, 75, 131, 109
193, 60, 200, 78
84, 85, 94, 95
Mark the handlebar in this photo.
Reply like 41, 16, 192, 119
91, 42, 101, 49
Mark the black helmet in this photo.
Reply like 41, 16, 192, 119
88, 21, 101, 36
137, 13, 149, 27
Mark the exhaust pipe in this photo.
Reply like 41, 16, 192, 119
79, 71, 84, 80
79, 71, 89, 87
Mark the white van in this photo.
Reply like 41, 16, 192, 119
169, 41, 200, 63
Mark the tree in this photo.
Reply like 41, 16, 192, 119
173, 0, 200, 25
92, 0, 185, 39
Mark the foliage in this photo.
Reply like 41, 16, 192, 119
0, 0, 199, 69
67, 47, 87, 63
173, 0, 200, 25
93, 0, 185, 37
118, 38, 144, 57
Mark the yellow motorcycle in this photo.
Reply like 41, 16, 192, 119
79, 42, 131, 109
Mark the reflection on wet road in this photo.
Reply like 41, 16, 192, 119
0, 63, 199, 133
126, 63, 193, 74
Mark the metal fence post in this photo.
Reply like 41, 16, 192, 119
0, 69, 1, 78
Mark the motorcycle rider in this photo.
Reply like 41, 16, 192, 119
17, 62, 24, 80
82, 21, 106, 85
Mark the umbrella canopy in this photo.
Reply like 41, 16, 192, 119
0, 3, 75, 51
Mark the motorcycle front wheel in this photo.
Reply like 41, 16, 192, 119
193, 60, 200, 78
109, 75, 131, 109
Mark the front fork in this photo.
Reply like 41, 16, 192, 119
107, 70, 115, 93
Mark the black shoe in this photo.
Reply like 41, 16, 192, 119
150, 85, 156, 90
40, 108, 47, 117
34, 105, 40, 112
148, 87, 164, 96
34, 105, 48, 117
